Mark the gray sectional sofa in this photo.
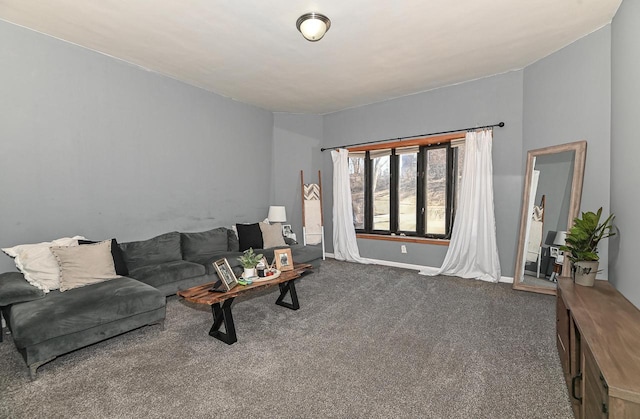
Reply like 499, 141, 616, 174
119, 228, 322, 295
0, 227, 322, 379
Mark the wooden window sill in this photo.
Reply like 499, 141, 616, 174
356, 233, 450, 246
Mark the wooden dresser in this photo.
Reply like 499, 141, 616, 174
557, 278, 640, 418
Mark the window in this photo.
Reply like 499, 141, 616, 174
370, 149, 391, 231
348, 136, 465, 239
397, 146, 418, 232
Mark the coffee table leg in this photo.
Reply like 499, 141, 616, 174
209, 298, 237, 344
275, 279, 300, 310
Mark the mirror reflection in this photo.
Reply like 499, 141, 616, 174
513, 141, 586, 295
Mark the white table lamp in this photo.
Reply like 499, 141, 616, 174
553, 231, 567, 247
267, 206, 287, 223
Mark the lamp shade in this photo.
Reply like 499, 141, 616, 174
267, 206, 287, 223
296, 13, 331, 42
553, 231, 567, 246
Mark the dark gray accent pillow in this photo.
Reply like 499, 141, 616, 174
236, 223, 263, 252
284, 237, 298, 246
119, 232, 182, 271
181, 228, 229, 262
0, 272, 46, 305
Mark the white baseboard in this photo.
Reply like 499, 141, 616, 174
325, 252, 514, 284
326, 253, 438, 273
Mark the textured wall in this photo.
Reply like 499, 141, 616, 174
0, 21, 274, 272
610, 0, 640, 308
271, 113, 324, 241
523, 26, 612, 278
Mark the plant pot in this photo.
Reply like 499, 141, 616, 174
573, 261, 599, 287
243, 267, 256, 278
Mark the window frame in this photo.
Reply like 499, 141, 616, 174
349, 132, 465, 240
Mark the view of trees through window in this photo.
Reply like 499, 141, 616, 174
372, 154, 390, 230
348, 139, 464, 238
425, 147, 447, 235
398, 150, 417, 231
349, 155, 365, 230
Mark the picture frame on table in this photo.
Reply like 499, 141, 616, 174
282, 224, 293, 238
212, 258, 238, 291
273, 248, 293, 272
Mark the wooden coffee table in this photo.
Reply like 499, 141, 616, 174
177, 263, 313, 344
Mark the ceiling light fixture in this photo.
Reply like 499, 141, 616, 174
296, 13, 331, 42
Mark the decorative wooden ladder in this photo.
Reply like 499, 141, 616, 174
300, 170, 325, 260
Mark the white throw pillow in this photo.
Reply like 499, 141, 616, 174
259, 222, 287, 248
50, 240, 120, 292
2, 236, 86, 292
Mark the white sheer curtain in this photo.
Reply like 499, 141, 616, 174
331, 149, 368, 263
420, 129, 501, 282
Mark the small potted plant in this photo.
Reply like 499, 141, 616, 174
560, 207, 615, 287
238, 248, 263, 279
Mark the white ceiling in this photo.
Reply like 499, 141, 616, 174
0, 0, 622, 114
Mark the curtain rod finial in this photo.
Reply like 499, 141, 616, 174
498, 122, 505, 127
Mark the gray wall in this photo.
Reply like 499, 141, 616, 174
322, 71, 525, 276
610, 0, 640, 308
272, 113, 324, 241
523, 26, 612, 278
320, 25, 612, 281
0, 21, 274, 272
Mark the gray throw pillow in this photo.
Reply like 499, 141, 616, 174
181, 228, 229, 262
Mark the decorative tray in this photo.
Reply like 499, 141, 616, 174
241, 269, 281, 283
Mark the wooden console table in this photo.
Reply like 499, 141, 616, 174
178, 263, 313, 344
556, 277, 640, 418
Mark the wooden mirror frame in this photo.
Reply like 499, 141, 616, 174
512, 141, 587, 295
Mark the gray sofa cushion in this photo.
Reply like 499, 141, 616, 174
190, 251, 244, 275
288, 244, 323, 264
129, 260, 205, 289
0, 272, 46, 306
9, 277, 165, 348
259, 244, 323, 265
181, 228, 229, 262
119, 232, 182, 271
228, 229, 240, 252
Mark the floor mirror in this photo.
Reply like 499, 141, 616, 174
512, 141, 587, 295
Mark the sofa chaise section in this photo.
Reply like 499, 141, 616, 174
2, 276, 165, 379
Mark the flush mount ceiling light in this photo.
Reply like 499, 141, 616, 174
296, 12, 331, 42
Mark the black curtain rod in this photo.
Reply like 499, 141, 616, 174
320, 121, 505, 152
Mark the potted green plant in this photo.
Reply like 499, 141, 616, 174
560, 207, 615, 287
238, 248, 263, 279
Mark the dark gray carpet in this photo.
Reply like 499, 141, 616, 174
0, 259, 572, 418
